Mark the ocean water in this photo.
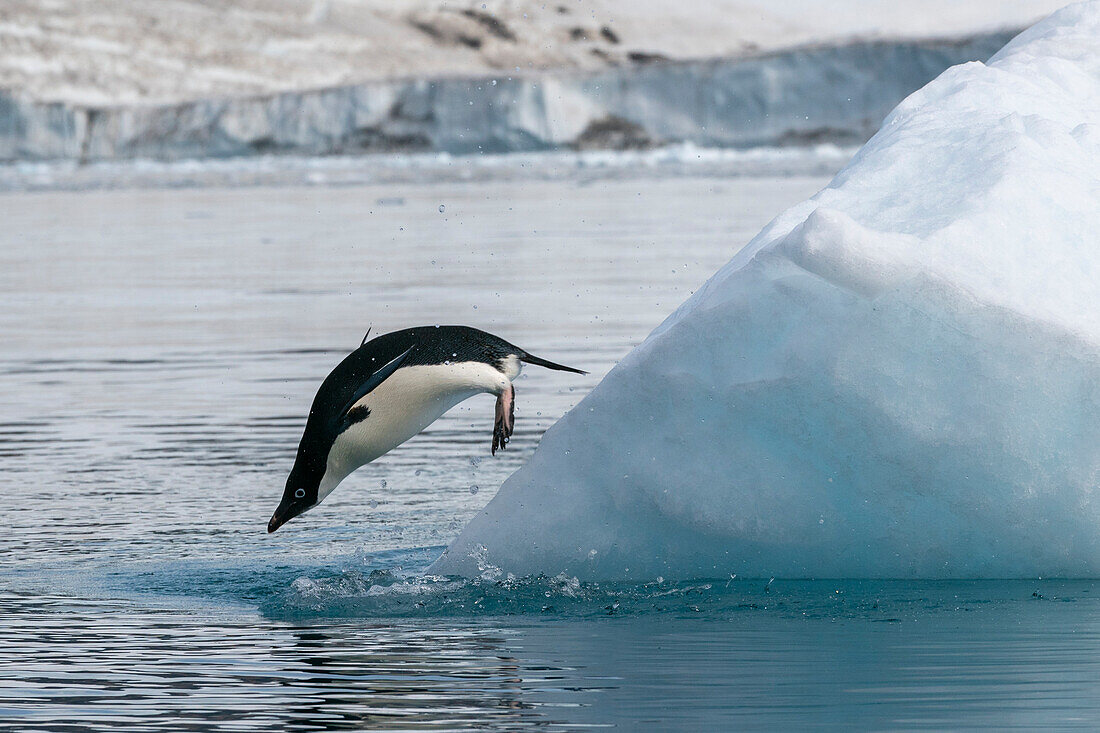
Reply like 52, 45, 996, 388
4, 164, 1100, 730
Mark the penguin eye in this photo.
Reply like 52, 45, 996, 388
294, 488, 306, 499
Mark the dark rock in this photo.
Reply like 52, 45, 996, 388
573, 115, 654, 151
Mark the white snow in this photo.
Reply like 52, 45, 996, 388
432, 2, 1100, 580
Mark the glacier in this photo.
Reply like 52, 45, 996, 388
1, 33, 1013, 163
432, 2, 1100, 580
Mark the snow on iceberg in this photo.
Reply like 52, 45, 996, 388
433, 3, 1100, 580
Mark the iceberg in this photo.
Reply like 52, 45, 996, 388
432, 2, 1100, 580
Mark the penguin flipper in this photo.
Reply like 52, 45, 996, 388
492, 383, 515, 455
338, 345, 414, 424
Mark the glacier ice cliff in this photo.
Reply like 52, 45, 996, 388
432, 2, 1100, 580
0, 34, 1014, 162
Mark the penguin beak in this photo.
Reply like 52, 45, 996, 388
267, 511, 286, 533
267, 499, 306, 533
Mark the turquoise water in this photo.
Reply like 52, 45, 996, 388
9, 580, 1100, 730
5, 169, 1100, 730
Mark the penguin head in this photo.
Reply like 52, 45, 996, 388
267, 458, 323, 533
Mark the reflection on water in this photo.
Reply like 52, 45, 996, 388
8, 583, 1100, 730
5, 592, 602, 731
6, 169, 1100, 729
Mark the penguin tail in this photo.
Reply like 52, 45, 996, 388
520, 351, 587, 375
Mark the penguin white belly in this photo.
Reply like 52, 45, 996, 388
317, 361, 511, 498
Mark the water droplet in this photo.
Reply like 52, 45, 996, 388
438, 204, 445, 213
469, 485, 479, 495
414, 469, 422, 476
380, 479, 387, 489
368, 499, 379, 509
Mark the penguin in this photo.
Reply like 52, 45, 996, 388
267, 325, 585, 532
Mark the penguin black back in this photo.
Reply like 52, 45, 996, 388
290, 327, 509, 476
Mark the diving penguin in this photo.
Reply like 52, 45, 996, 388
267, 325, 585, 532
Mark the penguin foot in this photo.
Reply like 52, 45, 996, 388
492, 384, 515, 454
